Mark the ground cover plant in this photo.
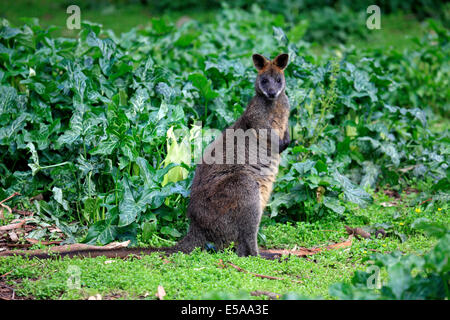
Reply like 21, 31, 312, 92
0, 2, 448, 300
0, 192, 447, 300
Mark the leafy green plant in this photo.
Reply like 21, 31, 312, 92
301, 6, 366, 44
268, 22, 449, 222
0, 6, 448, 245
329, 219, 449, 299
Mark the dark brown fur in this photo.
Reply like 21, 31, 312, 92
11, 54, 291, 259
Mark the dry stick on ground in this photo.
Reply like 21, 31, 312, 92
344, 226, 371, 239
224, 261, 303, 284
0, 282, 16, 301
260, 236, 353, 257
345, 226, 387, 239
0, 240, 131, 256
1, 263, 38, 278
0, 270, 14, 278
12, 206, 34, 217
6, 243, 38, 248
0, 192, 20, 206
0, 192, 21, 219
25, 239, 62, 245
419, 198, 432, 205
0, 219, 29, 233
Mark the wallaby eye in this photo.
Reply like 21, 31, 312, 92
261, 78, 268, 84
276, 78, 281, 83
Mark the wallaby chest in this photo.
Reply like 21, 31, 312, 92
253, 95, 290, 209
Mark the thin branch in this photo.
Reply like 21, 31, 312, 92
0, 192, 20, 205
225, 261, 303, 284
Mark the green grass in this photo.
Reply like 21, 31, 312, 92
1, 190, 445, 300
0, 0, 217, 37
305, 12, 428, 57
348, 13, 426, 51
1, 0, 426, 53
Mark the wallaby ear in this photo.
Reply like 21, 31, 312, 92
273, 53, 289, 70
252, 54, 269, 71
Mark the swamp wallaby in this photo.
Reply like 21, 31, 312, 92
6, 53, 291, 259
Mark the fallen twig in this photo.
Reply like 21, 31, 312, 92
12, 207, 34, 217
0, 219, 29, 233
223, 260, 303, 284
380, 201, 398, 207
0, 192, 20, 220
0, 270, 14, 278
6, 243, 35, 248
0, 240, 131, 256
419, 198, 432, 205
260, 237, 353, 258
29, 194, 44, 202
398, 165, 417, 173
25, 239, 62, 245
345, 226, 371, 239
1, 262, 38, 278
0, 192, 20, 205
345, 226, 386, 239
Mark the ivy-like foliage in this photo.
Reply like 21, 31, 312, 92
0, 7, 448, 244
329, 220, 449, 300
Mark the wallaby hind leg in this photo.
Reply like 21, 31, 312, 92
236, 196, 262, 257
173, 222, 207, 253
237, 231, 259, 257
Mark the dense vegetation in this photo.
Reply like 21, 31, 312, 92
75, 0, 449, 24
0, 2, 448, 300
1, 6, 448, 244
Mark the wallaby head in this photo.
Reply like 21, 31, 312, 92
252, 53, 289, 101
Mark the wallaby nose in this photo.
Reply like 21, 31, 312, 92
268, 90, 276, 98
